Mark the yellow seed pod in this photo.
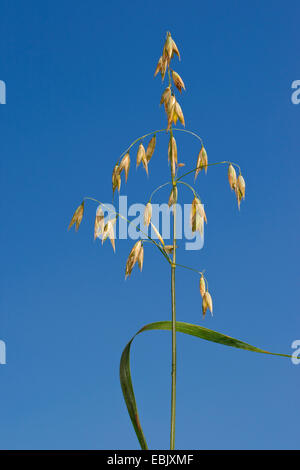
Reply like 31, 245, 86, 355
171, 38, 180, 60
168, 186, 178, 208
125, 240, 142, 279
175, 101, 185, 126
168, 136, 178, 163
160, 87, 171, 106
146, 135, 156, 162
228, 164, 237, 190
199, 275, 206, 297
142, 154, 149, 176
138, 244, 144, 271
102, 218, 116, 252
195, 146, 208, 180
119, 153, 130, 183
94, 205, 104, 240
202, 291, 213, 318
150, 222, 165, 246
68, 201, 84, 231
237, 175, 246, 199
143, 202, 152, 227
136, 143, 146, 168
192, 197, 207, 224
164, 34, 173, 60
166, 95, 176, 117
172, 70, 185, 93
112, 164, 120, 193
154, 56, 162, 77
160, 55, 168, 81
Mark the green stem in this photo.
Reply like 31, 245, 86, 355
169, 123, 177, 450
176, 160, 242, 182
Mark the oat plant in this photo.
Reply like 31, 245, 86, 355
68, 32, 291, 450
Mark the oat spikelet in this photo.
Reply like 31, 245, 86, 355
171, 38, 180, 60
228, 164, 237, 190
154, 56, 162, 77
136, 143, 146, 168
119, 153, 130, 183
192, 197, 207, 224
146, 135, 156, 162
150, 222, 165, 246
195, 146, 208, 180
237, 175, 246, 199
144, 202, 152, 227
175, 101, 185, 126
68, 201, 84, 231
235, 174, 245, 210
94, 205, 104, 240
164, 34, 173, 61
125, 240, 142, 279
160, 87, 171, 106
160, 55, 168, 81
102, 218, 116, 252
112, 164, 121, 194
168, 136, 178, 163
166, 95, 176, 123
190, 198, 204, 235
199, 275, 206, 297
172, 70, 185, 93
168, 186, 178, 208
138, 244, 144, 271
202, 291, 213, 318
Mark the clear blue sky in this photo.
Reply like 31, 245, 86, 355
0, 0, 299, 450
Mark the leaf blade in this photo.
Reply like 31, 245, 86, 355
119, 321, 291, 449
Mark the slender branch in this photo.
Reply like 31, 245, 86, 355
83, 196, 170, 263
176, 160, 242, 182
148, 182, 171, 202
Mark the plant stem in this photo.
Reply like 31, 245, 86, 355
170, 213, 177, 450
169, 123, 177, 450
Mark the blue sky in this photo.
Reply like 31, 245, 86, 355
0, 0, 299, 450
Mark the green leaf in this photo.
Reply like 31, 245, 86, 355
119, 321, 291, 450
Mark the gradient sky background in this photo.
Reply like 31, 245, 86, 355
0, 0, 299, 450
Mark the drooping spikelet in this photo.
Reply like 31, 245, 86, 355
195, 146, 208, 180
171, 38, 180, 61
235, 174, 246, 210
154, 56, 162, 77
172, 70, 185, 93
146, 135, 156, 162
174, 101, 185, 126
94, 205, 104, 240
199, 275, 206, 297
168, 186, 178, 208
125, 240, 142, 279
150, 222, 165, 246
136, 144, 145, 168
190, 197, 206, 236
112, 164, 121, 194
202, 291, 213, 318
168, 135, 178, 176
119, 153, 130, 183
237, 175, 246, 199
137, 244, 144, 271
163, 34, 173, 62
228, 164, 237, 190
102, 218, 116, 252
68, 201, 84, 231
143, 202, 152, 227
160, 87, 171, 106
